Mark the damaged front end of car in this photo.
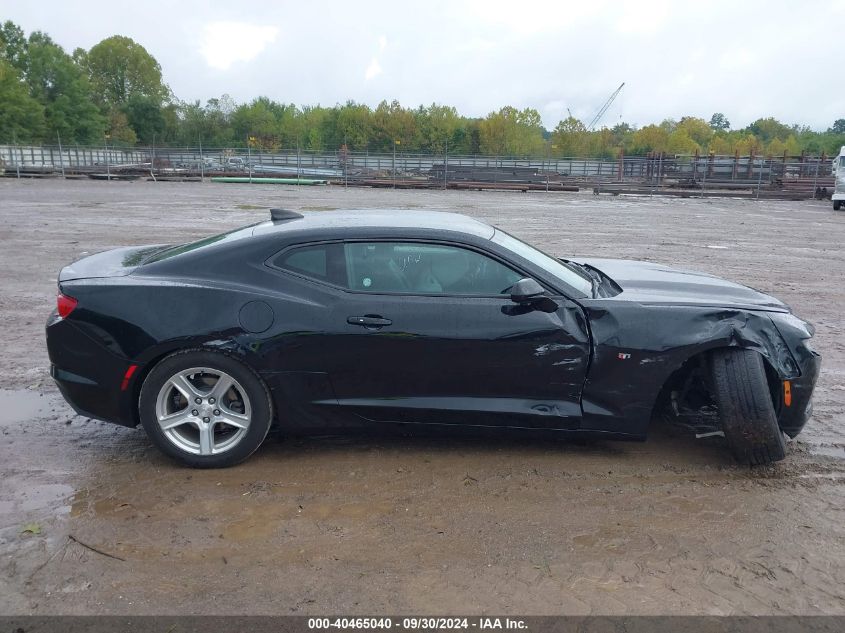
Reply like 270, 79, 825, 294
577, 302, 821, 440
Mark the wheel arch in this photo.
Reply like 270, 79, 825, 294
127, 341, 271, 427
649, 344, 783, 422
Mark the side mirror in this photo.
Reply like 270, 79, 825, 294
510, 277, 546, 304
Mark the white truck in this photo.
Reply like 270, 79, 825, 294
834, 145, 845, 211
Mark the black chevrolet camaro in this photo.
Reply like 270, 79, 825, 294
47, 209, 820, 468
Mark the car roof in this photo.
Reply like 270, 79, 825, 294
251, 209, 495, 240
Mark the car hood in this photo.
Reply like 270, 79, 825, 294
570, 257, 789, 312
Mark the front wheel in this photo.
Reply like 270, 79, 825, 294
139, 350, 273, 468
834, 200, 842, 211
709, 348, 785, 466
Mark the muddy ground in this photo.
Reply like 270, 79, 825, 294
0, 179, 843, 615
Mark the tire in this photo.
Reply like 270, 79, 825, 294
139, 349, 272, 468
834, 200, 842, 211
709, 348, 785, 466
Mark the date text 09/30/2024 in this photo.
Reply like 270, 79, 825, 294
307, 618, 527, 630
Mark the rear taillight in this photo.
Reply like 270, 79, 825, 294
57, 292, 78, 318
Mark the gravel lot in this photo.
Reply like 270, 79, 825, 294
0, 179, 843, 615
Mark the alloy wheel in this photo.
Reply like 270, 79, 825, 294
154, 367, 252, 456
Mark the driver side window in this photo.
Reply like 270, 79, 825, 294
344, 242, 522, 296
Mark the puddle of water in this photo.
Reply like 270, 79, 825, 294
0, 389, 60, 426
0, 482, 74, 519
0, 481, 75, 528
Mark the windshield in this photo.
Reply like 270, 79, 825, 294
491, 230, 593, 297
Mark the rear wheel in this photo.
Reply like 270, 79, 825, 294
139, 350, 272, 468
709, 348, 785, 466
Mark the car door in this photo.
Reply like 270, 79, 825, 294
321, 240, 591, 430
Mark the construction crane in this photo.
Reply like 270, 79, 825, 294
587, 82, 625, 130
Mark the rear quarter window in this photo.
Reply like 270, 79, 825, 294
272, 243, 345, 286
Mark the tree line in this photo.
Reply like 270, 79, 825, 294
2, 20, 844, 157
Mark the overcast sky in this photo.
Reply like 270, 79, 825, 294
3, 0, 842, 130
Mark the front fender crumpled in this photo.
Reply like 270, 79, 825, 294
589, 304, 798, 380
578, 304, 799, 435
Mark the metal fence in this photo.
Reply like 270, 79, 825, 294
0, 144, 836, 199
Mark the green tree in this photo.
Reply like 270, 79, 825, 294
708, 134, 734, 155
550, 116, 588, 156
0, 20, 27, 71
667, 129, 700, 154
766, 134, 800, 156
373, 99, 417, 151
415, 104, 460, 154
106, 108, 137, 144
231, 97, 280, 149
24, 32, 105, 143
175, 98, 232, 147
746, 117, 791, 142
123, 94, 165, 144
610, 122, 634, 149
733, 133, 764, 156
479, 106, 544, 156
676, 117, 712, 147
300, 105, 328, 151
630, 124, 670, 153
83, 35, 167, 106
335, 101, 373, 150
0, 58, 45, 142
830, 119, 845, 135
709, 112, 730, 131
450, 118, 481, 155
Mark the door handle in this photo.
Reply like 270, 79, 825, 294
347, 315, 393, 328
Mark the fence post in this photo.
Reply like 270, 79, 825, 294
658, 152, 663, 189
247, 137, 252, 183
617, 148, 623, 182
756, 157, 763, 200
57, 132, 65, 178
150, 135, 157, 182
13, 134, 20, 178
444, 137, 448, 190
692, 148, 699, 182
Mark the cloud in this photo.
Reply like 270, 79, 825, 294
3, 0, 840, 130
614, 0, 671, 34
199, 21, 278, 70
365, 57, 383, 80
365, 35, 387, 81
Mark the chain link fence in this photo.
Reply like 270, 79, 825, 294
0, 144, 836, 200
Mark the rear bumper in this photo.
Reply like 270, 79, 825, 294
778, 350, 821, 438
46, 313, 140, 427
